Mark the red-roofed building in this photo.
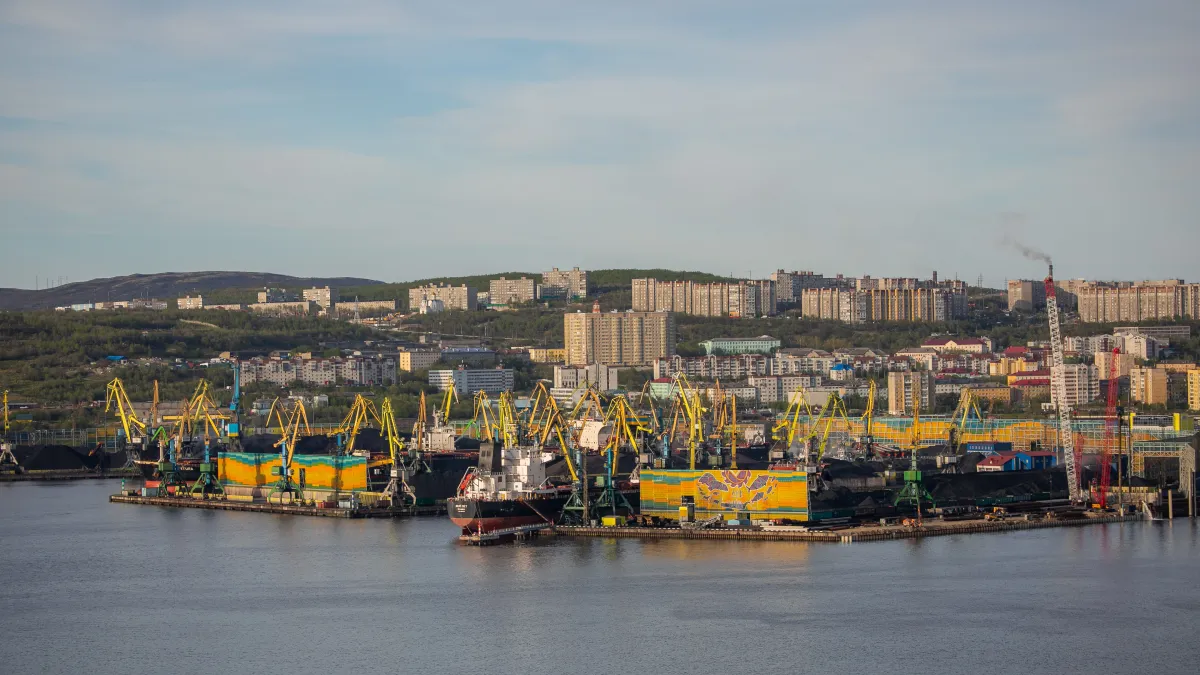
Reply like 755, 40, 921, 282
976, 453, 1019, 472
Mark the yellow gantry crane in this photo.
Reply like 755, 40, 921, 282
270, 399, 310, 503
1, 390, 17, 468
380, 397, 414, 505
948, 388, 985, 456
772, 387, 815, 456
330, 394, 381, 455
412, 392, 428, 456
104, 377, 148, 443
672, 374, 706, 469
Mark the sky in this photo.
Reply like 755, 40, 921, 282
1, 0, 1198, 289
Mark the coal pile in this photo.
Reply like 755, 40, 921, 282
18, 445, 89, 471
925, 468, 1063, 501
293, 434, 335, 455
240, 434, 281, 453
353, 429, 387, 452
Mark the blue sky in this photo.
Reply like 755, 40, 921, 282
2, 1, 1198, 288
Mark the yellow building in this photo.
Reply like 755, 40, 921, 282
1094, 350, 1134, 379
528, 347, 566, 363
398, 348, 441, 372
965, 385, 1014, 405
989, 357, 1039, 377
1188, 370, 1200, 411
564, 309, 675, 366
1130, 367, 1168, 405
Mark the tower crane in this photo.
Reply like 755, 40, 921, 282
1045, 265, 1082, 502
1094, 348, 1121, 509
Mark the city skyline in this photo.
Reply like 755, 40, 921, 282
2, 1, 1199, 287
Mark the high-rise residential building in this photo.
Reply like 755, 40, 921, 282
302, 286, 339, 312
769, 270, 827, 305
1051, 363, 1100, 408
564, 308, 676, 366
488, 277, 537, 305
1006, 280, 1046, 312
801, 285, 966, 323
1187, 370, 1200, 411
177, 295, 204, 310
1094, 349, 1134, 380
408, 284, 478, 312
1119, 333, 1160, 361
631, 278, 777, 317
1076, 280, 1200, 322
428, 368, 514, 395
888, 371, 935, 415
541, 267, 588, 299
1130, 367, 1168, 405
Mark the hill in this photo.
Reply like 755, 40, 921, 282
0, 272, 384, 310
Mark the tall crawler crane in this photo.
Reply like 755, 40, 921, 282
1045, 265, 1082, 502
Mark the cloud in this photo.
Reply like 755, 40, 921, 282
1, 1, 1199, 285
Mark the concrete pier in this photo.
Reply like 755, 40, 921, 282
555, 513, 1144, 544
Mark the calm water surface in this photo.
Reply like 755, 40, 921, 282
1, 480, 1197, 675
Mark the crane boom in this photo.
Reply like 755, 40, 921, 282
1045, 268, 1082, 502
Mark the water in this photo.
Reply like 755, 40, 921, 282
1, 481, 1197, 675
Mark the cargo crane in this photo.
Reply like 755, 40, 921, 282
856, 380, 876, 456
772, 388, 815, 463
270, 400, 309, 503
105, 377, 148, 460
673, 375, 707, 469
331, 394, 381, 455
1045, 265, 1083, 502
893, 395, 934, 516
380, 397, 416, 506
188, 390, 227, 497
1093, 348, 1121, 509
0, 390, 17, 469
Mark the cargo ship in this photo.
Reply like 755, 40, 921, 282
448, 442, 572, 534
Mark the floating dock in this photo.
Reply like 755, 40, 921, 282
109, 493, 445, 518
459, 523, 553, 545
554, 513, 1145, 544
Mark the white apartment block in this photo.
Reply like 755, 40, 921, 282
541, 267, 588, 299
1051, 363, 1100, 408
177, 295, 204, 310
553, 364, 619, 392
239, 354, 397, 386
653, 355, 771, 380
428, 368, 515, 395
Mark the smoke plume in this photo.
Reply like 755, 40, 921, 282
998, 212, 1052, 265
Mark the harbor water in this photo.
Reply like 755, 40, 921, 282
1, 480, 1197, 675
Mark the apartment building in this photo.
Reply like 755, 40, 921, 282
177, 295, 204, 310
630, 278, 777, 318
488, 277, 537, 305
772, 349, 836, 375
1130, 367, 1169, 405
408, 284, 478, 312
653, 355, 771, 380
1006, 280, 1046, 312
541, 267, 588, 299
748, 375, 825, 403
1077, 281, 1200, 322
302, 286, 339, 312
428, 368, 515, 395
1064, 334, 1124, 357
397, 347, 441, 372
887, 371, 935, 415
553, 364, 618, 391
564, 309, 676, 366
1051, 363, 1100, 408
921, 337, 992, 354
800, 284, 967, 323
1094, 349, 1134, 380
239, 354, 397, 386
1187, 370, 1200, 411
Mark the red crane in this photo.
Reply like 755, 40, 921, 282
1096, 347, 1121, 508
